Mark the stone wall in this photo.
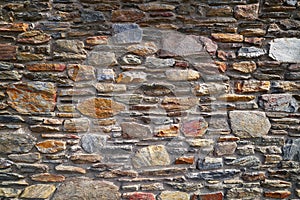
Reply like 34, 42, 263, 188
0, 0, 300, 199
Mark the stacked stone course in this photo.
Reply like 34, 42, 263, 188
0, 0, 300, 199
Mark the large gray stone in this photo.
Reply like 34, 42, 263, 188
121, 122, 151, 139
52, 178, 120, 200
269, 38, 300, 63
112, 23, 142, 44
81, 134, 108, 153
259, 94, 298, 113
229, 111, 271, 138
0, 133, 36, 154
283, 139, 300, 161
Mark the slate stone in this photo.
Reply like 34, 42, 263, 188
140, 83, 174, 96
21, 184, 56, 199
81, 134, 108, 153
112, 23, 142, 44
269, 38, 300, 63
227, 188, 262, 199
228, 156, 261, 167
6, 82, 56, 114
259, 94, 298, 112
17, 30, 51, 44
0, 71, 21, 80
229, 111, 271, 138
187, 169, 240, 180
0, 62, 13, 70
81, 10, 105, 22
121, 122, 151, 139
0, 133, 36, 154
238, 47, 265, 58
283, 139, 300, 161
0, 115, 24, 123
0, 172, 24, 181
198, 157, 223, 170
52, 178, 120, 200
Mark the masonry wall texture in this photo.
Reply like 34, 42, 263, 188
0, 0, 300, 199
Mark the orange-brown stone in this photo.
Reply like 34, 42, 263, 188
112, 9, 145, 22
31, 173, 65, 182
0, 23, 29, 32
27, 63, 66, 72
175, 156, 194, 164
211, 33, 243, 43
0, 44, 17, 60
264, 191, 291, 199
17, 30, 51, 44
35, 140, 66, 154
77, 97, 125, 119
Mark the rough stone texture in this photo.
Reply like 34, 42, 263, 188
214, 142, 237, 156
35, 140, 66, 154
21, 184, 56, 199
52, 178, 120, 200
181, 118, 208, 137
269, 38, 300, 63
230, 111, 271, 138
7, 82, 56, 114
67, 64, 95, 81
112, 23, 142, 44
0, 133, 36, 154
234, 4, 259, 20
132, 145, 170, 168
17, 30, 51, 44
259, 94, 298, 113
80, 134, 107, 153
158, 191, 189, 200
77, 97, 125, 119
121, 122, 151, 139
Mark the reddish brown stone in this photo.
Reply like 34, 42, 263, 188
175, 156, 194, 164
112, 9, 145, 22
181, 118, 208, 137
234, 4, 259, 20
123, 192, 155, 200
0, 44, 17, 60
35, 140, 66, 154
264, 191, 291, 199
70, 154, 102, 164
31, 173, 65, 182
149, 12, 175, 18
0, 23, 29, 32
86, 36, 108, 45
199, 192, 223, 200
17, 30, 51, 44
155, 125, 179, 137
77, 97, 125, 119
27, 63, 66, 72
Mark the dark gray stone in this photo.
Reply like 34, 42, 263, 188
285, 72, 300, 80
0, 62, 13, 70
0, 71, 21, 80
0, 172, 24, 181
0, 133, 36, 154
112, 23, 142, 44
0, 115, 24, 123
188, 169, 240, 180
228, 156, 261, 167
140, 83, 175, 96
283, 139, 300, 161
81, 10, 105, 23
81, 134, 108, 153
259, 94, 298, 113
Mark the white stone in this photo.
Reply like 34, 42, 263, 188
269, 38, 300, 63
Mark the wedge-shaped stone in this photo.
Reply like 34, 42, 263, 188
77, 97, 125, 119
7, 82, 56, 114
132, 145, 170, 168
21, 184, 56, 199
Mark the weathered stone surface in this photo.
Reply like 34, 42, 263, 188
21, 184, 56, 199
121, 122, 151, 139
52, 178, 120, 200
17, 52, 44, 61
121, 54, 142, 65
138, 3, 175, 11
238, 47, 265, 58
236, 145, 255, 155
127, 42, 158, 56
283, 139, 300, 161
259, 94, 298, 112
81, 10, 105, 22
97, 69, 115, 82
27, 63, 66, 72
264, 191, 291, 199
132, 145, 170, 168
77, 97, 125, 118
54, 40, 85, 54
211, 33, 243, 42
123, 192, 155, 200
0, 23, 29, 32
81, 134, 108, 153
117, 71, 147, 83
235, 80, 270, 93
194, 83, 228, 96
198, 157, 223, 170
230, 111, 271, 138
16, 163, 48, 173
30, 125, 60, 132
0, 44, 17, 60
187, 139, 214, 147
155, 124, 179, 137
214, 142, 237, 156
218, 94, 255, 102
17, 30, 51, 44
67, 64, 95, 81
175, 156, 194, 165
0, 188, 22, 198
64, 118, 89, 132
242, 172, 266, 181
95, 83, 126, 93
269, 38, 300, 63
86, 36, 108, 45
0, 133, 36, 154
7, 82, 56, 114
233, 61, 257, 73
187, 169, 240, 180
112, 23, 142, 44
161, 97, 198, 111
112, 9, 145, 22
140, 83, 174, 96
262, 179, 291, 188
181, 118, 208, 137
55, 165, 86, 174
229, 156, 261, 167
198, 192, 224, 200
31, 173, 65, 182
145, 57, 175, 68
234, 4, 259, 20
35, 140, 66, 154
86, 52, 117, 67
159, 191, 189, 200
70, 154, 102, 163
0, 71, 21, 80
227, 188, 262, 199
8, 153, 40, 163
165, 69, 200, 81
